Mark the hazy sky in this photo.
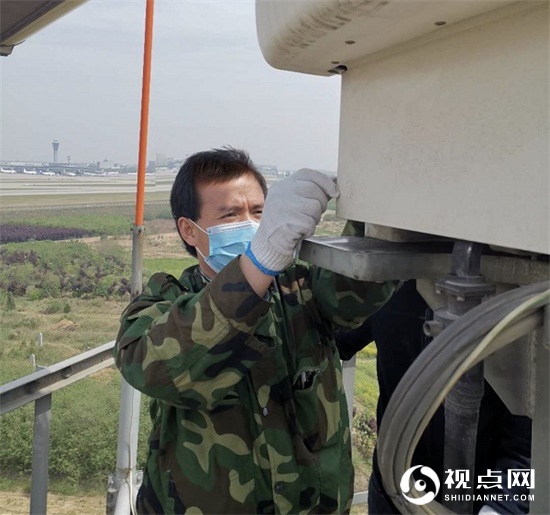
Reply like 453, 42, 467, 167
1, 0, 342, 171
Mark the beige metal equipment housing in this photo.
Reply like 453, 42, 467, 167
257, 0, 549, 255
257, 1, 549, 513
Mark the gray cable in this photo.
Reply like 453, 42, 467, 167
377, 280, 549, 514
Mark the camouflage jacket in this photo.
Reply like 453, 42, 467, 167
115, 257, 394, 514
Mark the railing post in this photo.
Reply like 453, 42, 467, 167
109, 379, 142, 515
30, 394, 52, 515
342, 355, 369, 506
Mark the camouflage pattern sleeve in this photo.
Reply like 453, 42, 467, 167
310, 267, 397, 330
114, 258, 272, 410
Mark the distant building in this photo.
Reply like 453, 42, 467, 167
257, 164, 278, 176
52, 140, 60, 163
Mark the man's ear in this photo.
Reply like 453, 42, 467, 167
177, 217, 198, 248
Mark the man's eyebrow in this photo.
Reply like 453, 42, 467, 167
217, 205, 241, 213
217, 202, 264, 212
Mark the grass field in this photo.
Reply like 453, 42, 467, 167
1, 202, 172, 236
143, 256, 197, 278
0, 189, 173, 209
0, 191, 378, 513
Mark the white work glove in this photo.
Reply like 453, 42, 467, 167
246, 168, 339, 275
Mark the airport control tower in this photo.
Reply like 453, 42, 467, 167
52, 140, 60, 163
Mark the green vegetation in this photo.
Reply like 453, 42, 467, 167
0, 292, 153, 493
0, 295, 124, 380
0, 374, 152, 493
144, 257, 197, 278
0, 190, 170, 209
0, 202, 172, 238
0, 240, 131, 299
352, 347, 379, 471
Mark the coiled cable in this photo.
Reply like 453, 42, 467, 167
377, 280, 549, 514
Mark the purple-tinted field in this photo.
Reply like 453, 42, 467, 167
0, 224, 92, 244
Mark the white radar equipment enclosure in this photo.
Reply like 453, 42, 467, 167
257, 2, 548, 514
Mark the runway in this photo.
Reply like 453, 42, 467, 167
0, 172, 174, 197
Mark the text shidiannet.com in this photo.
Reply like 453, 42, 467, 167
443, 494, 535, 503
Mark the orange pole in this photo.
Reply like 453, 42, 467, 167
135, 0, 155, 226
117, 4, 154, 496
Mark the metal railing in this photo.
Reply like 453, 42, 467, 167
0, 342, 115, 514
0, 341, 367, 514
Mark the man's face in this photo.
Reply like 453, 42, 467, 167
178, 173, 265, 277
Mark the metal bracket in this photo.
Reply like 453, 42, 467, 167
299, 236, 549, 285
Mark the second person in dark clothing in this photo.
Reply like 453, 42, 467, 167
336, 280, 532, 514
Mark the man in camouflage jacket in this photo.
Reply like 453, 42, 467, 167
115, 148, 394, 514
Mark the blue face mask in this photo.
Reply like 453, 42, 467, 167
192, 219, 259, 273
